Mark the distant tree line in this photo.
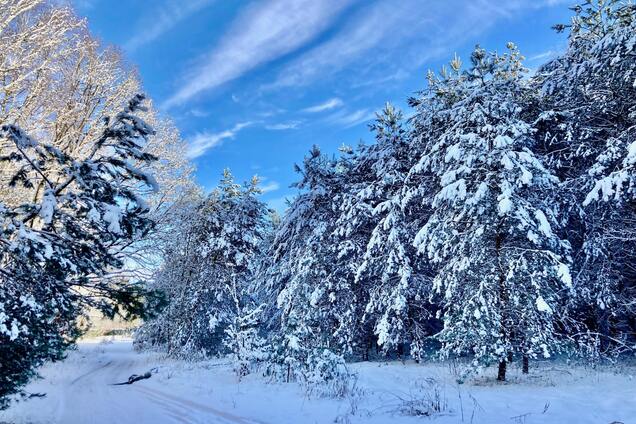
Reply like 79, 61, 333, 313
2, 0, 634, 412
136, 0, 636, 383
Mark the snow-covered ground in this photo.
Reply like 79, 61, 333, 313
1, 340, 634, 424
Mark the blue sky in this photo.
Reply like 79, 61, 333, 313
72, 0, 571, 211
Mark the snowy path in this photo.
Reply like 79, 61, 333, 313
2, 341, 265, 424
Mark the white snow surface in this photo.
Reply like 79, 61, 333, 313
1, 340, 634, 424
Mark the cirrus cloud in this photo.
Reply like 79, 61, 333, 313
125, 0, 214, 52
163, 0, 355, 109
187, 121, 254, 159
301, 97, 343, 113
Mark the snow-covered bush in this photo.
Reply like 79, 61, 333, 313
302, 349, 357, 399
392, 378, 448, 417
224, 302, 268, 378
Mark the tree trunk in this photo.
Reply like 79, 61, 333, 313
522, 354, 529, 374
495, 226, 509, 382
497, 360, 507, 381
362, 341, 369, 361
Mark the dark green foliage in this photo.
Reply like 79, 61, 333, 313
0, 95, 160, 408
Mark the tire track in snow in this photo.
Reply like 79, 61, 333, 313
134, 384, 268, 424
135, 389, 197, 424
69, 360, 114, 385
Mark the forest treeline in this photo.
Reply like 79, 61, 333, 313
135, 0, 636, 384
1, 0, 635, 411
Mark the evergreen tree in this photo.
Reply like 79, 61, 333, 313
352, 104, 435, 359
135, 171, 269, 363
537, 0, 636, 351
328, 144, 377, 360
268, 147, 351, 379
322, 144, 378, 359
0, 95, 159, 408
413, 46, 573, 380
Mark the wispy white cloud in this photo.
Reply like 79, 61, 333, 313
328, 108, 375, 128
163, 0, 354, 108
271, 2, 398, 88
269, 0, 564, 90
301, 97, 343, 113
189, 108, 209, 118
254, 175, 280, 193
125, 0, 213, 52
265, 120, 302, 130
527, 49, 561, 62
187, 121, 253, 159
260, 180, 281, 193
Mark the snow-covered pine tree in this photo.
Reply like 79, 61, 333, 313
207, 172, 269, 366
252, 209, 283, 335
0, 95, 159, 408
537, 0, 636, 351
0, 0, 196, 292
135, 170, 269, 364
322, 144, 376, 359
268, 147, 351, 379
413, 45, 573, 380
350, 104, 435, 360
